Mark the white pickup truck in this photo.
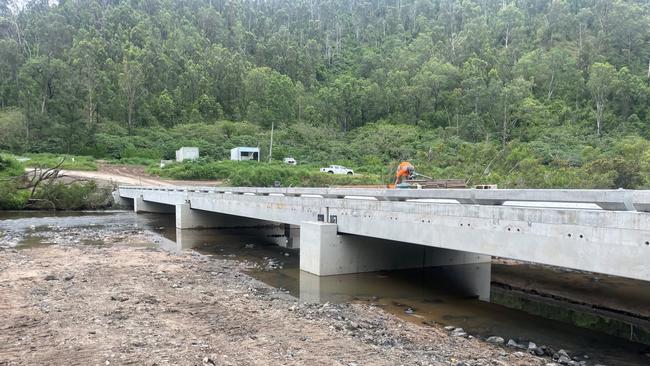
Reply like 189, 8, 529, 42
320, 165, 354, 175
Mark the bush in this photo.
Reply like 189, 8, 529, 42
0, 155, 28, 209
0, 154, 25, 176
32, 181, 113, 210
0, 182, 29, 209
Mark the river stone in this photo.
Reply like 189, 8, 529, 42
507, 339, 525, 349
443, 326, 455, 331
486, 336, 504, 344
558, 355, 571, 364
451, 328, 467, 337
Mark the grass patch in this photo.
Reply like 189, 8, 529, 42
102, 157, 157, 166
148, 160, 383, 187
22, 153, 97, 171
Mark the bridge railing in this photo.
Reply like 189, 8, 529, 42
118, 186, 650, 212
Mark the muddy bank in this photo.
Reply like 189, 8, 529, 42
0, 242, 544, 366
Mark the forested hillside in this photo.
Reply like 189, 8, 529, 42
1, 0, 650, 188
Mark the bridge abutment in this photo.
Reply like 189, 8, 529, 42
299, 221, 491, 300
111, 191, 132, 208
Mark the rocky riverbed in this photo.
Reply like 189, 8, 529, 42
0, 232, 548, 366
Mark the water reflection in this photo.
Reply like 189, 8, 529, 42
295, 265, 489, 303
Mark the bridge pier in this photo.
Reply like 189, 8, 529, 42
134, 197, 175, 214
299, 221, 491, 301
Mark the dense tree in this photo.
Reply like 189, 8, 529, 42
0, 0, 649, 187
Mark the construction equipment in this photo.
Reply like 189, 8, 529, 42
394, 161, 416, 185
389, 161, 467, 189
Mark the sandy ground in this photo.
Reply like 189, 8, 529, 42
0, 239, 546, 366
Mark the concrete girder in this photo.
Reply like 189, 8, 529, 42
134, 196, 175, 214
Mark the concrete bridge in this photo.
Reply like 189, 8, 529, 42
114, 186, 650, 301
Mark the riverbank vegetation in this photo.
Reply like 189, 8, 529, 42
1, 1, 650, 189
0, 155, 112, 210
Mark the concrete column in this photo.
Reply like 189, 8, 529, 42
299, 221, 491, 301
134, 196, 174, 213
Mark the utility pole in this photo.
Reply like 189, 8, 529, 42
268, 121, 274, 162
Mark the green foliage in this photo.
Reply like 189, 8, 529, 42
149, 160, 381, 187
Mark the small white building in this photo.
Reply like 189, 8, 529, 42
175, 147, 199, 162
230, 147, 260, 162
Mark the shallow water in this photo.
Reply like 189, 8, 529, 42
1, 210, 649, 365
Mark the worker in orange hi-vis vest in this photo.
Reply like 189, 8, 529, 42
394, 161, 415, 185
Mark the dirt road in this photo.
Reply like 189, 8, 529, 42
60, 164, 221, 187
0, 238, 544, 366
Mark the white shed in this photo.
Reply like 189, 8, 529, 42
230, 147, 260, 162
175, 147, 199, 162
